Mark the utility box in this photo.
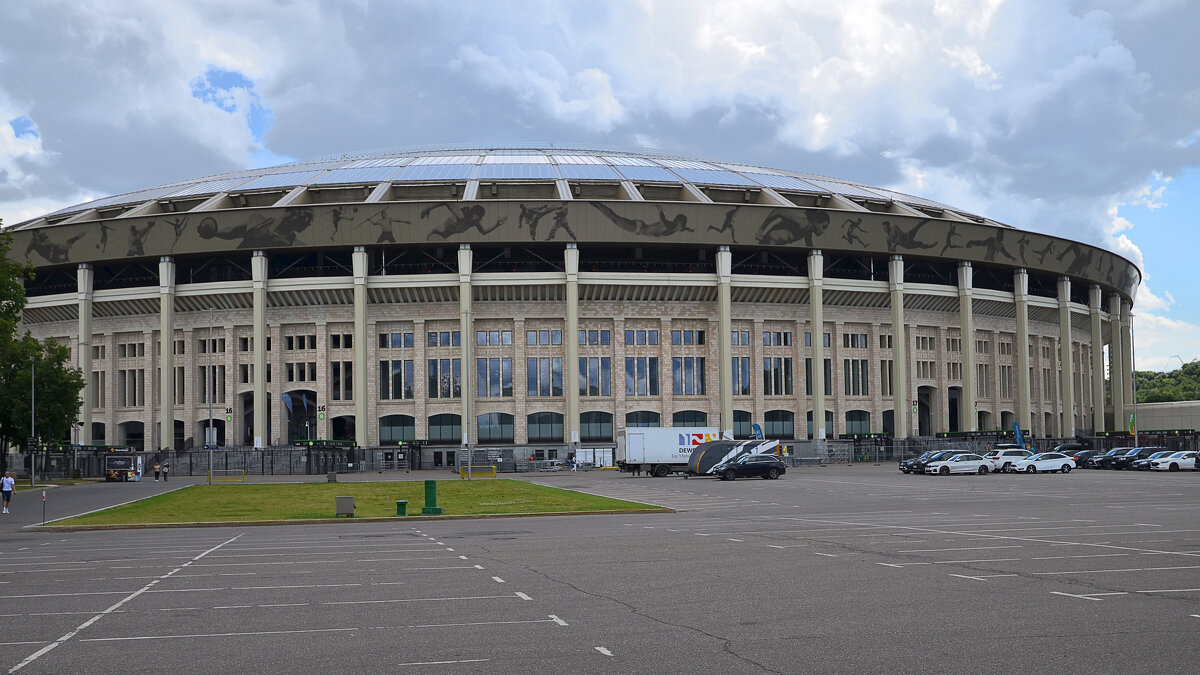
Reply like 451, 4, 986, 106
336, 496, 355, 517
327, 472, 337, 483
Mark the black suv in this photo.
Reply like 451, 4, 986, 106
715, 454, 787, 481
911, 450, 966, 475
1069, 449, 1104, 467
1088, 448, 1133, 469
1111, 447, 1167, 470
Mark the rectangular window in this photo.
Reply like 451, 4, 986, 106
626, 329, 658, 346
428, 358, 462, 399
880, 359, 894, 397
804, 358, 833, 396
578, 357, 611, 397
624, 357, 659, 396
731, 356, 750, 396
842, 359, 870, 396
762, 357, 794, 396
671, 329, 705, 346
526, 357, 564, 397
671, 356, 705, 396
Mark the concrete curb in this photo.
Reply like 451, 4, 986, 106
27, 506, 675, 532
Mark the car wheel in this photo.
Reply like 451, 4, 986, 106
767, 468, 779, 480
1169, 463, 1179, 472
1061, 464, 1071, 473
939, 466, 950, 475
978, 466, 988, 475
724, 469, 736, 481
653, 464, 670, 478
1002, 462, 1011, 473
1026, 465, 1036, 473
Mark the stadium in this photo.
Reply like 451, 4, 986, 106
6, 146, 1140, 467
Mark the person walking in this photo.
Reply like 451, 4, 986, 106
153, 462, 161, 482
161, 463, 169, 482
2, 471, 15, 514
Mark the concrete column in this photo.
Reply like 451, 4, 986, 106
1108, 293, 1125, 431
1014, 269, 1032, 433
77, 264, 94, 445
352, 246, 368, 448
158, 257, 175, 452
717, 246, 733, 439
1088, 285, 1105, 432
1057, 277, 1075, 438
565, 244, 580, 446
808, 251, 826, 439
252, 251, 268, 447
458, 245, 474, 454
1121, 301, 1134, 416
958, 262, 976, 432
888, 256, 908, 438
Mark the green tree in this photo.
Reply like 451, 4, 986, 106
0, 225, 85, 474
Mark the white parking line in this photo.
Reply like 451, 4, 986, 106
595, 647, 614, 656
398, 659, 489, 666
898, 545, 1023, 553
1051, 591, 1128, 601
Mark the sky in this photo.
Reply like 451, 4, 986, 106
0, 0, 1197, 371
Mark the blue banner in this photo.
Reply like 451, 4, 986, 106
1012, 422, 1025, 448
751, 423, 764, 440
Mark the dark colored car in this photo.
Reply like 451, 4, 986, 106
900, 451, 938, 474
1069, 449, 1105, 467
1131, 450, 1175, 470
1088, 448, 1133, 469
1053, 442, 1084, 456
1110, 447, 1167, 470
716, 454, 787, 481
911, 450, 966, 475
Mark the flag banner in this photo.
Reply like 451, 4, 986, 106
1128, 413, 1135, 435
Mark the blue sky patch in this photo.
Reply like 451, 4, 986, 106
9, 116, 39, 139
189, 66, 273, 143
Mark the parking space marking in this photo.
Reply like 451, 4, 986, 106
8, 534, 243, 674
1135, 587, 1200, 594
595, 647, 614, 656
80, 627, 360, 642
491, 577, 505, 583
398, 659, 489, 666
1033, 564, 1200, 576
1051, 591, 1129, 601
322, 593, 527, 607
898, 545, 1023, 553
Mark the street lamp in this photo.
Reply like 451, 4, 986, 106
30, 356, 35, 487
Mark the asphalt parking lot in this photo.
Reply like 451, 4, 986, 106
1, 465, 1197, 673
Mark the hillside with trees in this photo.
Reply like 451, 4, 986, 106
1134, 360, 1200, 403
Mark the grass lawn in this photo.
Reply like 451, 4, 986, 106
52, 479, 662, 525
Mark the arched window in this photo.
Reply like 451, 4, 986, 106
764, 410, 794, 439
580, 411, 613, 442
527, 412, 564, 443
672, 410, 707, 427
379, 415, 415, 444
734, 410, 753, 439
478, 413, 515, 443
428, 414, 461, 443
625, 411, 660, 427
845, 410, 871, 435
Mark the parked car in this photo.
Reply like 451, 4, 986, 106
1053, 442, 1084, 456
1011, 452, 1076, 474
1131, 450, 1175, 470
1069, 449, 1105, 467
984, 448, 1033, 473
900, 451, 939, 474
1110, 447, 1167, 470
715, 454, 787, 480
1087, 448, 1133, 469
911, 450, 969, 475
1149, 451, 1198, 472
925, 453, 992, 475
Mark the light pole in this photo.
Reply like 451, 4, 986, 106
30, 356, 35, 487
207, 307, 214, 485
461, 309, 473, 481
1131, 314, 1139, 449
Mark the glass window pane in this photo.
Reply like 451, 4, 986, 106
502, 358, 512, 397
551, 330, 562, 345
551, 357, 562, 396
649, 357, 658, 395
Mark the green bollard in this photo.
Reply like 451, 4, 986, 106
421, 479, 443, 515
396, 500, 408, 517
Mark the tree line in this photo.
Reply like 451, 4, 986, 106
1134, 360, 1200, 403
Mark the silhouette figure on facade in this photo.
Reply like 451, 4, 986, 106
357, 208, 408, 243
939, 224, 963, 256
1015, 233, 1031, 262
518, 204, 557, 240
841, 217, 868, 247
1056, 242, 1095, 277
753, 208, 830, 246
965, 229, 1017, 263
708, 206, 741, 242
1032, 240, 1056, 265
166, 216, 188, 251
591, 202, 693, 237
423, 203, 507, 240
26, 228, 86, 264
330, 206, 357, 240
544, 206, 576, 241
127, 220, 155, 256
882, 220, 937, 252
197, 208, 314, 249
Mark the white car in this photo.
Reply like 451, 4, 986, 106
1011, 452, 1075, 474
1149, 451, 1197, 472
925, 453, 992, 475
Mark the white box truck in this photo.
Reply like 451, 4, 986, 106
616, 427, 720, 477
